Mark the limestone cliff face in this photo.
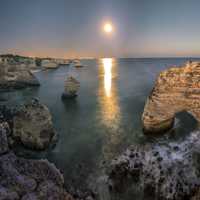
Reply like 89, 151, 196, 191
142, 61, 200, 133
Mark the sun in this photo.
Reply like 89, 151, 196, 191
103, 23, 113, 33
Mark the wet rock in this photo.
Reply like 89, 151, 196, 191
62, 76, 80, 99
142, 61, 200, 133
108, 130, 200, 200
0, 63, 40, 90
13, 99, 57, 150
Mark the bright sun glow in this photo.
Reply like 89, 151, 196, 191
103, 23, 113, 33
102, 58, 112, 97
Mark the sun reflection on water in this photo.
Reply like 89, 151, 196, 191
102, 58, 112, 97
98, 58, 124, 160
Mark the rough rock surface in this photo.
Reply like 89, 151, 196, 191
108, 130, 200, 200
142, 61, 200, 133
0, 63, 40, 90
13, 99, 57, 150
0, 152, 74, 200
0, 105, 96, 200
0, 118, 73, 200
62, 76, 80, 99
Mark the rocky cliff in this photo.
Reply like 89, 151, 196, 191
142, 61, 200, 133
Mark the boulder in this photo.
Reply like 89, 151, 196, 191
62, 76, 80, 99
0, 63, 40, 90
142, 61, 200, 133
13, 98, 57, 150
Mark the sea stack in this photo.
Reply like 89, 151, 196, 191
142, 61, 200, 133
62, 76, 80, 99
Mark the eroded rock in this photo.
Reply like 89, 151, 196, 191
0, 152, 73, 200
13, 98, 57, 150
62, 76, 80, 99
108, 130, 200, 200
142, 61, 200, 133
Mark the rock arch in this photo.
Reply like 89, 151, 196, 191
142, 61, 200, 133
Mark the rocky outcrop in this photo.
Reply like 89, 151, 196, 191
0, 152, 74, 200
13, 99, 57, 150
0, 63, 40, 90
0, 103, 96, 200
0, 118, 73, 200
62, 76, 80, 99
108, 130, 200, 200
142, 61, 200, 133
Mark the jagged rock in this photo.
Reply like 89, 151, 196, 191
0, 152, 73, 200
0, 63, 40, 90
13, 98, 57, 150
108, 130, 200, 200
142, 61, 200, 133
62, 76, 80, 99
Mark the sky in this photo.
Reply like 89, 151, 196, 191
0, 0, 200, 58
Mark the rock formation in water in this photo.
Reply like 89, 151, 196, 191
73, 60, 85, 68
13, 98, 57, 150
41, 59, 59, 69
142, 61, 200, 133
108, 130, 200, 200
62, 76, 80, 99
0, 62, 40, 90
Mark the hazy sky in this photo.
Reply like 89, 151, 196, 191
0, 0, 200, 58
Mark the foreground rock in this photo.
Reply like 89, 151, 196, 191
62, 76, 80, 99
0, 152, 74, 200
108, 130, 200, 200
13, 99, 57, 150
0, 104, 96, 200
0, 63, 40, 90
142, 61, 200, 133
0, 119, 73, 200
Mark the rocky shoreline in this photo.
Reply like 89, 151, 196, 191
107, 61, 200, 200
0, 100, 95, 200
108, 132, 200, 200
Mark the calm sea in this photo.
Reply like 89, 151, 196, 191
1, 58, 199, 199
